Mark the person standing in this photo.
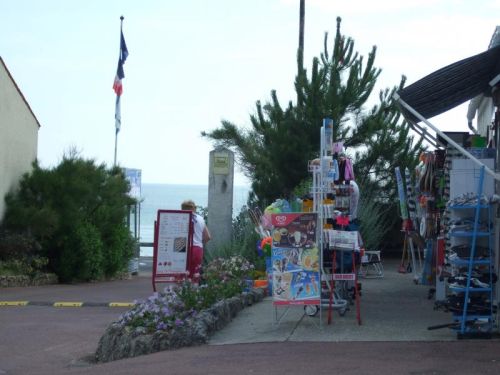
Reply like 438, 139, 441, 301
349, 180, 360, 224
181, 200, 211, 279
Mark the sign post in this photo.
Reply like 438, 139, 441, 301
152, 210, 193, 291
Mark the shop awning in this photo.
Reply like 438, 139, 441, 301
396, 45, 500, 123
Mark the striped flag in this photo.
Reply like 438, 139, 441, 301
113, 25, 128, 133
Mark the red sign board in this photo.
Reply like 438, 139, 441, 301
152, 210, 193, 291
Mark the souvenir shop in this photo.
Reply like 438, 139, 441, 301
393, 44, 500, 337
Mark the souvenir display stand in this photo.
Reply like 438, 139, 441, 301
304, 118, 362, 325
267, 118, 362, 326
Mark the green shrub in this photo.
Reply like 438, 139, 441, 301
0, 257, 49, 277
0, 231, 48, 277
358, 193, 395, 251
2, 154, 136, 282
102, 224, 136, 277
0, 231, 39, 259
58, 221, 104, 282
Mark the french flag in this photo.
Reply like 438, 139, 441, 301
113, 29, 128, 96
113, 28, 128, 132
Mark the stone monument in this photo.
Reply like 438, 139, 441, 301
207, 148, 234, 252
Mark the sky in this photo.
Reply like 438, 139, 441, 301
1, 0, 499, 186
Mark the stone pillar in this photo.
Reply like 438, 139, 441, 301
207, 148, 234, 252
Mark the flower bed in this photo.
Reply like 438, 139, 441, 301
95, 256, 262, 362
95, 288, 264, 362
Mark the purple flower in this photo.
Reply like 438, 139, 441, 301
161, 307, 171, 316
175, 318, 184, 327
156, 322, 167, 330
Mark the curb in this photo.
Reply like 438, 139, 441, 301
0, 301, 135, 308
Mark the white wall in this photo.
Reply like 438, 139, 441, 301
0, 58, 39, 221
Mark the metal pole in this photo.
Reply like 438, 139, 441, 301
114, 128, 118, 167
394, 93, 500, 181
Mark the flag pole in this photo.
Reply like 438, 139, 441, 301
114, 126, 118, 167
113, 15, 124, 167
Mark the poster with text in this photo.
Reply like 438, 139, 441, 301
271, 212, 317, 249
123, 168, 142, 199
154, 210, 192, 275
271, 213, 320, 305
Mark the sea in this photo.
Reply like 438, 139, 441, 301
138, 184, 251, 256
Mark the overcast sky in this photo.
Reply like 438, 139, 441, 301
1, 0, 499, 186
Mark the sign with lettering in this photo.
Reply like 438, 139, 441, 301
152, 210, 193, 291
271, 213, 320, 306
213, 152, 230, 175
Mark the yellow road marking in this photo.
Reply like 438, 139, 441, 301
53, 302, 83, 307
0, 301, 29, 306
109, 302, 135, 307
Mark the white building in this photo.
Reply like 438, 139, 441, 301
0, 57, 40, 221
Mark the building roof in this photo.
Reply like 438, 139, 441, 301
396, 44, 500, 123
0, 56, 41, 128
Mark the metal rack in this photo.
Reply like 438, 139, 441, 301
305, 118, 361, 324
446, 166, 496, 338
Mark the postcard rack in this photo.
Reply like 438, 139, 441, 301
306, 118, 362, 325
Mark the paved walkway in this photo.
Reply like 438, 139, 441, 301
1, 258, 499, 374
209, 258, 453, 343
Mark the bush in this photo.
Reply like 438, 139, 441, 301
58, 221, 104, 281
2, 154, 136, 282
0, 231, 48, 277
358, 191, 396, 251
102, 224, 136, 277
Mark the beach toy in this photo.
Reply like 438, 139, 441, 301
264, 201, 281, 214
256, 240, 263, 256
260, 236, 272, 257
253, 279, 268, 288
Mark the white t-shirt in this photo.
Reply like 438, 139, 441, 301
349, 180, 360, 220
192, 213, 206, 247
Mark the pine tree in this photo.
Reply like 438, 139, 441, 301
203, 18, 421, 204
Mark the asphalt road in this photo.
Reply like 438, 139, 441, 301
1, 258, 500, 374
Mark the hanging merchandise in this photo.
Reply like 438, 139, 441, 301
305, 118, 363, 324
395, 166, 421, 283
333, 141, 344, 154
395, 167, 409, 222
405, 167, 419, 230
419, 152, 435, 194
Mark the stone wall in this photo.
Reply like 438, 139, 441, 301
95, 288, 265, 362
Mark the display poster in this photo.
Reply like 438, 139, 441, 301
271, 213, 320, 305
123, 168, 142, 199
154, 210, 192, 276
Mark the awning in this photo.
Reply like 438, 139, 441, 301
396, 45, 500, 123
